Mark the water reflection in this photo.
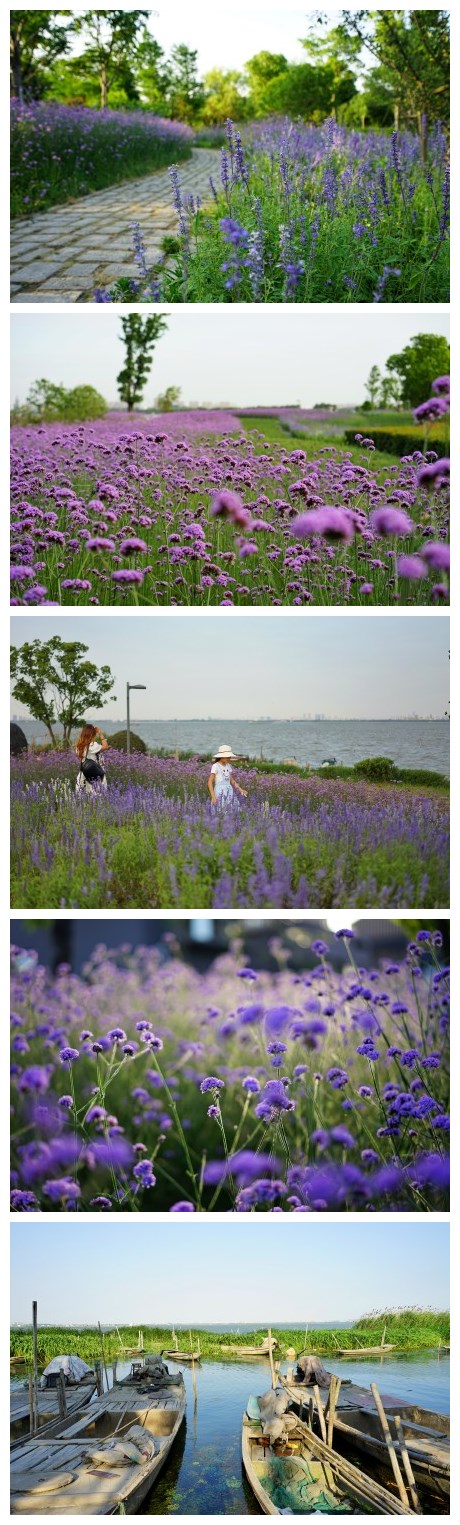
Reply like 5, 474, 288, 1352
10, 1352, 450, 1515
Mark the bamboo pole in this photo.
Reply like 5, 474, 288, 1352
98, 1322, 109, 1393
32, 1301, 39, 1434
28, 1374, 34, 1434
394, 1416, 422, 1513
292, 1416, 409, 1513
313, 1384, 327, 1443
267, 1328, 276, 1390
327, 1375, 341, 1448
57, 1370, 67, 1419
371, 1384, 410, 1510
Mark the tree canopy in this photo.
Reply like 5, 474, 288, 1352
386, 332, 450, 408
117, 314, 168, 411
10, 638, 116, 748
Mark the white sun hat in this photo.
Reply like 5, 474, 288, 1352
213, 744, 237, 760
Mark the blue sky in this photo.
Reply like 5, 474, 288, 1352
11, 1223, 449, 1324
11, 310, 449, 410
10, 614, 449, 720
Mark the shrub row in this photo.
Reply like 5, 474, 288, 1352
344, 425, 449, 457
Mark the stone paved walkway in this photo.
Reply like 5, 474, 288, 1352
10, 148, 219, 302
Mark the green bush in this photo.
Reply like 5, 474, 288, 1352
354, 756, 397, 781
108, 729, 148, 754
344, 424, 449, 457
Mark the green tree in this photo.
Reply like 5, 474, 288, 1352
72, 10, 149, 109
245, 51, 289, 115
117, 315, 168, 412
259, 61, 340, 120
10, 639, 115, 749
165, 44, 204, 121
16, 378, 107, 423
365, 365, 381, 406
385, 333, 450, 407
340, 10, 450, 157
200, 69, 248, 125
10, 10, 72, 101
135, 33, 168, 112
379, 374, 401, 408
155, 385, 181, 412
301, 22, 359, 118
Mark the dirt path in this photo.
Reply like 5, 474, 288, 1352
10, 147, 219, 302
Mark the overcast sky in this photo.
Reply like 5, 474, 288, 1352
10, 310, 450, 408
10, 614, 449, 720
11, 1222, 449, 1324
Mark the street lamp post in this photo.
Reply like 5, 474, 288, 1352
126, 683, 147, 756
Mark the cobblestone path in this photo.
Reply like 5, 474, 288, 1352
10, 148, 219, 302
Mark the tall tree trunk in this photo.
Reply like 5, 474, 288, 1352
100, 64, 108, 110
46, 723, 58, 747
11, 40, 24, 104
393, 101, 400, 131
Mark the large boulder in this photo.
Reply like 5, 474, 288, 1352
10, 722, 28, 756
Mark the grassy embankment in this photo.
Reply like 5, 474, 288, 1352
10, 1311, 450, 1366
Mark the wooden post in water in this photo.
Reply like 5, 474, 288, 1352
313, 1385, 327, 1443
371, 1384, 410, 1509
28, 1374, 34, 1434
57, 1370, 67, 1420
327, 1375, 341, 1448
95, 1360, 103, 1397
112, 1359, 118, 1387
394, 1417, 422, 1513
98, 1323, 109, 1393
267, 1328, 276, 1390
32, 1301, 39, 1434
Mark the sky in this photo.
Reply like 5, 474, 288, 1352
10, 311, 450, 409
10, 1222, 449, 1325
10, 614, 449, 721
64, 5, 339, 79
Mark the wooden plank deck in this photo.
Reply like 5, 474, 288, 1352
11, 1377, 186, 1515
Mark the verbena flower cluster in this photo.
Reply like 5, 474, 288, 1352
10, 405, 449, 607
10, 932, 449, 1213
10, 751, 449, 910
11, 100, 193, 218
98, 117, 449, 304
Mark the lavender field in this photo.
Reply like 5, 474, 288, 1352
100, 118, 450, 304
10, 751, 449, 911
11, 100, 193, 218
10, 930, 449, 1212
10, 407, 450, 607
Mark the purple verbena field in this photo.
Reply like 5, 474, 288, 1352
10, 930, 449, 1213
11, 751, 449, 911
10, 100, 193, 218
10, 406, 450, 607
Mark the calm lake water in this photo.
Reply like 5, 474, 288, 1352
16, 717, 450, 775
10, 1353, 449, 1514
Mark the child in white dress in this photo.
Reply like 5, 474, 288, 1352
207, 744, 248, 809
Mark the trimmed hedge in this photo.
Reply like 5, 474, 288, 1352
344, 424, 449, 457
108, 729, 148, 754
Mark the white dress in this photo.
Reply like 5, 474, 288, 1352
211, 761, 238, 809
75, 740, 107, 795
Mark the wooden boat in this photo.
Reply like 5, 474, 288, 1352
242, 1408, 413, 1514
11, 1378, 97, 1451
222, 1339, 280, 1359
10, 1362, 186, 1514
283, 1377, 450, 1509
337, 1346, 395, 1357
161, 1348, 200, 1364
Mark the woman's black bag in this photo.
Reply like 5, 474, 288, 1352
81, 756, 105, 782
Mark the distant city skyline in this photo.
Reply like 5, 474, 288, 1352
10, 309, 449, 409
10, 615, 449, 723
